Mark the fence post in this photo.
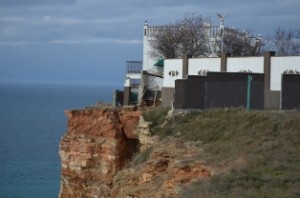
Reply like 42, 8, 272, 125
246, 75, 253, 110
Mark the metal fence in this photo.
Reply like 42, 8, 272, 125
174, 72, 265, 110
281, 74, 300, 109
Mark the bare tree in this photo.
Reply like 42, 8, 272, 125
150, 14, 262, 58
216, 28, 262, 56
178, 14, 210, 57
149, 25, 183, 58
268, 27, 300, 55
149, 14, 210, 58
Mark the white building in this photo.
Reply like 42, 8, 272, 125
122, 20, 269, 106
162, 52, 300, 109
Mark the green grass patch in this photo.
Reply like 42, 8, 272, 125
143, 108, 300, 197
133, 148, 152, 165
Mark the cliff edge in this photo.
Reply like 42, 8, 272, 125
59, 107, 300, 198
59, 107, 140, 198
58, 107, 212, 198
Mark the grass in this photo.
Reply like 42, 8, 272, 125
143, 108, 300, 197
142, 106, 171, 138
133, 148, 152, 165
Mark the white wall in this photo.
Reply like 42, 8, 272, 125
143, 36, 155, 71
270, 56, 300, 91
142, 25, 164, 89
188, 58, 221, 75
162, 55, 300, 91
163, 59, 183, 88
227, 57, 264, 73
143, 25, 163, 72
126, 73, 141, 80
143, 25, 154, 71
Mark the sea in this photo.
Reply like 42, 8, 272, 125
0, 83, 119, 198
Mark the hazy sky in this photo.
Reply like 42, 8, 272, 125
1, 0, 299, 86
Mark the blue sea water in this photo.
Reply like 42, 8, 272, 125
0, 83, 118, 198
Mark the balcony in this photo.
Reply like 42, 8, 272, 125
126, 61, 143, 74
125, 61, 142, 91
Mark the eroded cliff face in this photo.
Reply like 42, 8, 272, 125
59, 107, 213, 198
111, 138, 212, 198
59, 108, 140, 198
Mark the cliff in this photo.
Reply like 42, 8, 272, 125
111, 137, 211, 197
58, 107, 212, 198
59, 108, 141, 198
59, 107, 300, 197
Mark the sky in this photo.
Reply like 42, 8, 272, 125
0, 0, 299, 86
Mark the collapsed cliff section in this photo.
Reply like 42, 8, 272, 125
59, 107, 141, 198
58, 106, 214, 198
111, 137, 212, 198
59, 107, 300, 197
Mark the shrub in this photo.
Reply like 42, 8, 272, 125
142, 106, 170, 128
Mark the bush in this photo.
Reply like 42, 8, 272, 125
142, 106, 171, 138
142, 106, 170, 128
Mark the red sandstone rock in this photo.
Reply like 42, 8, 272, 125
119, 110, 141, 139
59, 107, 213, 198
111, 138, 212, 198
59, 108, 140, 198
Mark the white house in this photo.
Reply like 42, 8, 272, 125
162, 52, 300, 109
122, 20, 299, 108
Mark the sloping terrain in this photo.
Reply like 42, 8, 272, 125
113, 108, 300, 198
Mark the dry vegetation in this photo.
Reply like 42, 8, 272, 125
142, 107, 300, 197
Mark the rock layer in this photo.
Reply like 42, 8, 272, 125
59, 107, 213, 197
111, 138, 211, 198
59, 108, 140, 198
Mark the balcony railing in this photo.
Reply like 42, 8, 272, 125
126, 61, 143, 74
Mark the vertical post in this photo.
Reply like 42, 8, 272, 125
263, 51, 276, 91
123, 77, 131, 106
263, 51, 277, 110
112, 89, 117, 107
221, 53, 231, 72
182, 54, 191, 79
246, 75, 253, 110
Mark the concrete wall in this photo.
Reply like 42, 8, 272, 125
143, 24, 164, 90
264, 91, 280, 110
163, 55, 300, 91
161, 54, 300, 108
161, 87, 175, 107
270, 56, 300, 91
227, 57, 264, 73
143, 24, 155, 71
163, 59, 183, 88
188, 58, 221, 75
